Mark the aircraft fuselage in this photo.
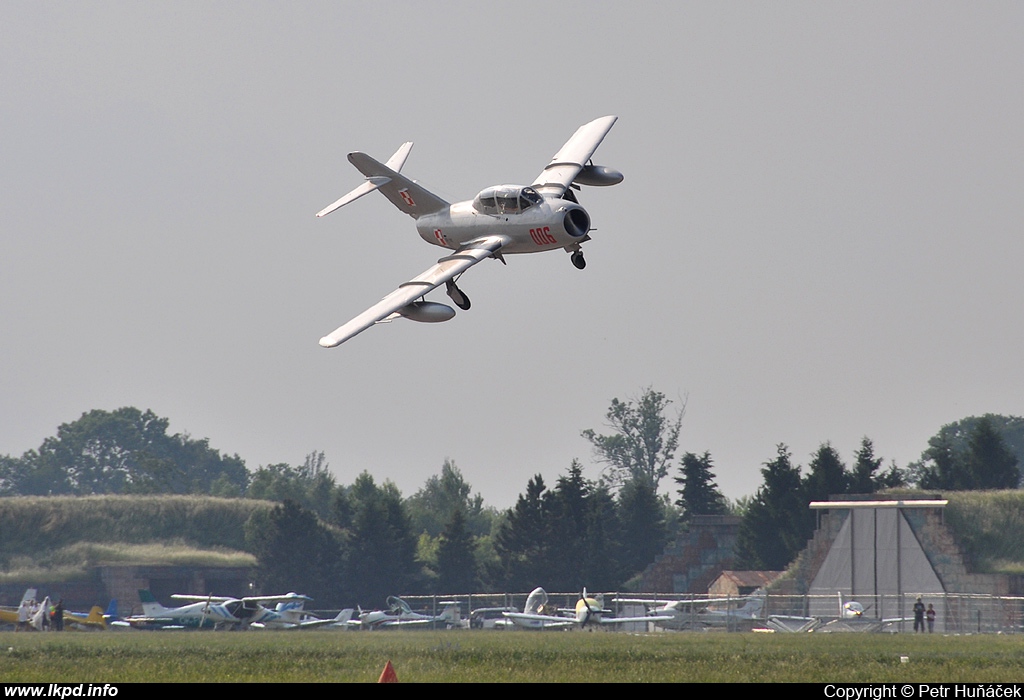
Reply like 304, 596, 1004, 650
415, 194, 590, 254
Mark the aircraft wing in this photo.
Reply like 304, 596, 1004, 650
533, 115, 618, 197
241, 594, 312, 605
319, 235, 509, 348
501, 612, 577, 629
377, 618, 437, 628
171, 595, 230, 603
599, 614, 677, 625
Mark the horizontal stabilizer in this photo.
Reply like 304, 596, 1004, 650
316, 176, 391, 218
315, 141, 414, 218
347, 152, 449, 218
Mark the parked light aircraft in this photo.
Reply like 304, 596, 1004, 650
63, 604, 108, 631
2, 591, 109, 631
765, 593, 910, 633
315, 116, 622, 347
502, 588, 675, 630
616, 590, 767, 630
123, 590, 316, 630
356, 596, 461, 630
0, 589, 37, 626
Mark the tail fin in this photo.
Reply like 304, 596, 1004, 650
85, 605, 107, 629
317, 143, 448, 220
438, 601, 461, 624
138, 589, 168, 616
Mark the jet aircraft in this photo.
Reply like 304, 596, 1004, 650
316, 116, 622, 347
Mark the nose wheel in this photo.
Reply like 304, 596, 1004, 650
571, 251, 586, 270
446, 280, 471, 310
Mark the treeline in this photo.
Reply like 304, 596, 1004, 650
734, 415, 1022, 571
2, 400, 1022, 606
0, 408, 248, 497
245, 458, 686, 606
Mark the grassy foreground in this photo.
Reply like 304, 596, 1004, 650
2, 630, 1023, 683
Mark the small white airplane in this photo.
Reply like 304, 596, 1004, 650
249, 598, 356, 630
123, 590, 317, 630
617, 590, 767, 631
315, 116, 622, 347
356, 596, 461, 630
765, 592, 910, 633
502, 588, 674, 630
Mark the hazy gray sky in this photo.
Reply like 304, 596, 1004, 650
2, 2, 1022, 508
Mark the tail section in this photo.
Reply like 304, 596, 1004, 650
83, 605, 107, 629
438, 601, 461, 625
138, 589, 169, 617
316, 142, 448, 220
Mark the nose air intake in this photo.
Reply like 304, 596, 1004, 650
563, 207, 590, 238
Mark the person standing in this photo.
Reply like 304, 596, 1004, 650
913, 597, 926, 633
53, 599, 64, 632
16, 600, 30, 632
926, 603, 936, 633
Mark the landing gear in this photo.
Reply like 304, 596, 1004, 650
571, 250, 586, 270
446, 280, 471, 310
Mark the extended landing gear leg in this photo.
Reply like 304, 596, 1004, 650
446, 280, 471, 310
571, 250, 586, 270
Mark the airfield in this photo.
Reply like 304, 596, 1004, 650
2, 629, 1023, 683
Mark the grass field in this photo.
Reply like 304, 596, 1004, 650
2, 630, 1023, 683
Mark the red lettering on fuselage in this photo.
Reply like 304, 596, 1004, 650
529, 226, 555, 246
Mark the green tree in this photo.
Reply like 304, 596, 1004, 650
246, 452, 337, 519
346, 472, 419, 605
617, 477, 667, 583
736, 444, 808, 571
246, 499, 344, 606
849, 437, 884, 494
674, 451, 728, 525
803, 442, 849, 503
1, 408, 248, 496
493, 475, 552, 591
915, 414, 1024, 489
546, 460, 592, 591
966, 416, 1020, 489
580, 482, 621, 591
435, 508, 478, 593
581, 386, 684, 490
405, 459, 492, 537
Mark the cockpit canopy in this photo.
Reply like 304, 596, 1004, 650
472, 185, 543, 215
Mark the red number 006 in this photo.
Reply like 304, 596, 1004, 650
529, 226, 555, 245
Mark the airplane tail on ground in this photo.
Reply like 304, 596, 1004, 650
316, 143, 449, 220
333, 609, 355, 627
83, 605, 107, 629
138, 590, 169, 616
438, 602, 461, 625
